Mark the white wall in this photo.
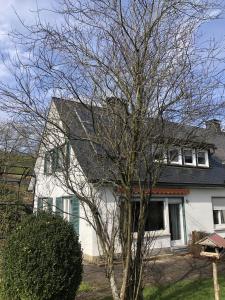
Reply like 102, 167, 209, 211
185, 187, 225, 239
34, 176, 97, 257
34, 102, 225, 257
33, 102, 100, 258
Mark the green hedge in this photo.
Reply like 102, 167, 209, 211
1, 212, 83, 300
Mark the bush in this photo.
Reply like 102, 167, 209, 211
0, 203, 32, 239
1, 212, 83, 300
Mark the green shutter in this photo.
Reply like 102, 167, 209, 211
37, 198, 43, 211
70, 196, 79, 234
44, 153, 48, 174
66, 142, 70, 168
56, 197, 63, 217
52, 149, 57, 172
46, 197, 53, 212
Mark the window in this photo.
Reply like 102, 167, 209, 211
212, 198, 225, 226
197, 150, 209, 167
132, 201, 165, 232
168, 148, 182, 165
213, 210, 219, 224
153, 145, 167, 163
56, 196, 79, 233
44, 143, 70, 174
183, 149, 196, 166
55, 144, 66, 171
213, 210, 225, 225
37, 197, 53, 212
44, 152, 52, 174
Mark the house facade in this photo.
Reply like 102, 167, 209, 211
31, 98, 225, 262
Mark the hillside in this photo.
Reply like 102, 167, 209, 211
0, 152, 35, 204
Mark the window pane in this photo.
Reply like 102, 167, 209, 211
56, 147, 64, 171
56, 197, 64, 217
45, 152, 52, 174
221, 210, 225, 224
132, 201, 165, 232
155, 148, 164, 161
55, 144, 68, 172
63, 198, 70, 221
132, 202, 140, 232
37, 198, 43, 210
169, 149, 179, 162
213, 210, 219, 224
197, 151, 206, 165
46, 198, 53, 212
51, 149, 57, 172
183, 149, 193, 164
146, 201, 164, 231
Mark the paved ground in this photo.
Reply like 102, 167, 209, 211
77, 254, 225, 300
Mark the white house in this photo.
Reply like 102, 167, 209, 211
31, 97, 225, 262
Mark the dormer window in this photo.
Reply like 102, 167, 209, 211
152, 145, 209, 168
168, 148, 182, 165
183, 149, 196, 166
197, 150, 209, 167
153, 146, 167, 163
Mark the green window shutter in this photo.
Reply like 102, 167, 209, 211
52, 149, 56, 172
70, 196, 79, 234
66, 142, 70, 169
56, 197, 63, 217
44, 152, 52, 175
44, 153, 49, 174
46, 197, 53, 212
37, 198, 43, 211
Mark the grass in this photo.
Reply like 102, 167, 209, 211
97, 277, 225, 300
78, 281, 93, 293
144, 277, 225, 300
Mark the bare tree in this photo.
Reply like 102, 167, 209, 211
0, 121, 34, 238
0, 1, 225, 299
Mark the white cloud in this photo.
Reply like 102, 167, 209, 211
0, 0, 56, 79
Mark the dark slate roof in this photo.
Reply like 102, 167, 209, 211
53, 97, 225, 187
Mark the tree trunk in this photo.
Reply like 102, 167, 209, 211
109, 269, 120, 300
213, 260, 220, 300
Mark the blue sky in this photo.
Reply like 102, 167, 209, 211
0, 0, 56, 80
0, 1, 225, 120
0, 1, 224, 77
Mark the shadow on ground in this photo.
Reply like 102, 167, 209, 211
77, 255, 225, 299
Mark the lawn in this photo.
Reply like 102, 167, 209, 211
144, 278, 225, 300
87, 277, 225, 300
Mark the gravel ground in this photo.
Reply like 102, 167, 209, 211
77, 254, 225, 300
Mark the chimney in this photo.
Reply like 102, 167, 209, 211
205, 119, 221, 133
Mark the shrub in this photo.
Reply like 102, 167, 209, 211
0, 203, 32, 239
1, 212, 83, 300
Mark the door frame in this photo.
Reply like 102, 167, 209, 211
168, 198, 185, 247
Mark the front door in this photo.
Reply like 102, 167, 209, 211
169, 201, 183, 247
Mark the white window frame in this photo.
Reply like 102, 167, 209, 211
213, 210, 225, 226
62, 196, 72, 221
183, 148, 196, 166
42, 198, 49, 211
196, 150, 209, 168
168, 147, 182, 165
212, 197, 225, 229
132, 197, 170, 236
36, 197, 53, 212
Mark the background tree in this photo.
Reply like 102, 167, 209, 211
0, 1, 225, 300
0, 121, 35, 238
